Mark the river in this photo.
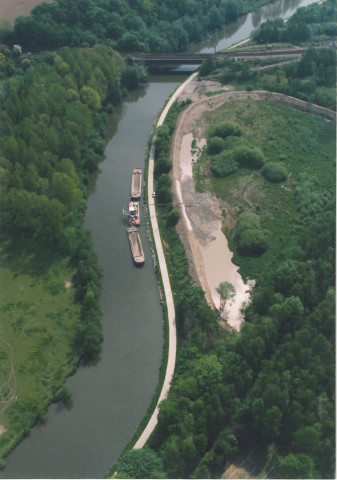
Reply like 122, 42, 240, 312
0, 0, 319, 477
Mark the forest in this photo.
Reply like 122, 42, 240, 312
253, 0, 336, 44
1, 0, 273, 53
115, 96, 335, 480
0, 0, 335, 475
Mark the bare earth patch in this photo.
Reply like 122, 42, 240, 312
173, 80, 255, 330
0, 0, 53, 22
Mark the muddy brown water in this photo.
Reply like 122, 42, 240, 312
0, 0, 320, 476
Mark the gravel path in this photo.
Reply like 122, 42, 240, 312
133, 72, 198, 449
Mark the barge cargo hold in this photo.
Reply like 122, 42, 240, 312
127, 226, 145, 264
131, 168, 142, 200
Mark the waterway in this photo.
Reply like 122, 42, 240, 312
0, 0, 320, 477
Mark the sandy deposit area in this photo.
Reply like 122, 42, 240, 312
0, 0, 53, 22
173, 80, 254, 330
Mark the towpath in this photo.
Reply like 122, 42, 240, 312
133, 72, 198, 449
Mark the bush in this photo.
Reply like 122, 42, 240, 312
157, 174, 172, 189
236, 212, 261, 236
156, 186, 173, 204
262, 162, 288, 182
208, 121, 242, 140
207, 136, 226, 155
155, 157, 172, 177
238, 228, 268, 254
167, 209, 181, 226
117, 448, 165, 479
211, 151, 239, 177
232, 145, 265, 169
236, 212, 269, 255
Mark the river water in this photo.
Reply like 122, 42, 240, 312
0, 0, 319, 477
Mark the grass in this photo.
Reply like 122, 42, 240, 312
0, 245, 80, 460
197, 99, 336, 279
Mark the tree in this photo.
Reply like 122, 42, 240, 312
117, 448, 166, 479
275, 453, 315, 479
199, 55, 215, 77
80, 86, 101, 110
262, 162, 288, 182
232, 145, 265, 169
216, 281, 236, 312
207, 136, 226, 155
208, 121, 242, 140
167, 209, 181, 227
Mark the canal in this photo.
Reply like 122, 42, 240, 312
0, 0, 319, 476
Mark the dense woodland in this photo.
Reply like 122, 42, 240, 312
2, 0, 255, 53
202, 46, 336, 110
0, 45, 146, 363
253, 0, 336, 44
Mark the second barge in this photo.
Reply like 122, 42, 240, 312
127, 226, 145, 265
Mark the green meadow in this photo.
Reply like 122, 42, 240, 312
197, 99, 335, 279
0, 248, 79, 460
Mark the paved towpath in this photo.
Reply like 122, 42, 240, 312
133, 72, 198, 449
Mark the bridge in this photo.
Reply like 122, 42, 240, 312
132, 48, 309, 66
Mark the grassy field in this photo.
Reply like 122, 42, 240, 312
196, 99, 336, 279
0, 243, 80, 460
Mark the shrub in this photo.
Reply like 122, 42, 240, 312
155, 157, 172, 177
232, 145, 265, 169
117, 448, 165, 479
262, 162, 288, 182
156, 186, 173, 204
208, 121, 242, 140
236, 212, 261, 236
238, 228, 268, 254
236, 212, 269, 255
157, 173, 172, 189
211, 151, 239, 177
167, 209, 181, 226
207, 136, 226, 155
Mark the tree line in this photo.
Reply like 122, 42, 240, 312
205, 46, 336, 110
2, 0, 244, 53
253, 0, 336, 44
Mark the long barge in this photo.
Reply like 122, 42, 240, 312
131, 168, 142, 200
127, 226, 145, 265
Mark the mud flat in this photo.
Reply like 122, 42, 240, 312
177, 132, 253, 330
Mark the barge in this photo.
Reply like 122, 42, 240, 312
128, 201, 140, 225
131, 168, 142, 200
127, 226, 145, 265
